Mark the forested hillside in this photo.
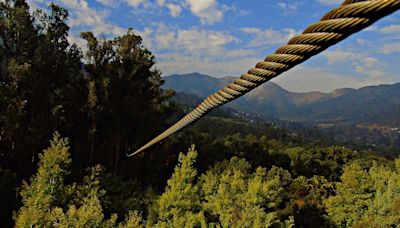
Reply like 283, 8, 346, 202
164, 73, 400, 126
166, 73, 400, 153
1, 1, 400, 227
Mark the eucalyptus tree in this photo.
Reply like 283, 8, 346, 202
81, 30, 174, 174
0, 0, 84, 177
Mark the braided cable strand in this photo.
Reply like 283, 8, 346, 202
129, 0, 400, 156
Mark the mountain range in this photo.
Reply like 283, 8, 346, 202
163, 73, 400, 127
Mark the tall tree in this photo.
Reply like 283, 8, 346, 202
0, 0, 38, 174
81, 30, 173, 174
152, 146, 295, 227
0, 1, 84, 177
325, 160, 400, 227
15, 133, 123, 227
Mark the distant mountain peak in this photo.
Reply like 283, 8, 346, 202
163, 73, 400, 126
165, 72, 213, 79
331, 88, 354, 97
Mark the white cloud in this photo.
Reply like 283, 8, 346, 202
26, 0, 46, 9
67, 33, 88, 52
355, 38, 367, 46
157, 0, 166, 6
177, 29, 235, 52
324, 51, 378, 69
221, 4, 250, 16
223, 49, 256, 58
148, 24, 309, 79
316, 0, 342, 5
95, 0, 117, 6
355, 67, 385, 78
121, 0, 225, 22
186, 0, 215, 13
25, 0, 399, 92
323, 50, 386, 78
124, 0, 145, 8
27, 0, 127, 51
380, 43, 400, 54
147, 24, 256, 77
360, 21, 400, 56
137, 27, 154, 49
153, 25, 237, 56
40, 0, 126, 37
166, 3, 182, 17
241, 27, 298, 47
273, 66, 394, 93
366, 23, 400, 54
71, 2, 124, 36
185, 0, 223, 24
276, 2, 299, 14
375, 24, 400, 33
157, 54, 259, 77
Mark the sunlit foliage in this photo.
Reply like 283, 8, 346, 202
325, 160, 400, 227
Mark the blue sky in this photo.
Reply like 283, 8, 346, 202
27, 0, 400, 92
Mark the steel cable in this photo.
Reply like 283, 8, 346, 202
129, 0, 400, 156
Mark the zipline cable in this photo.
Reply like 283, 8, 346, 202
129, 0, 400, 156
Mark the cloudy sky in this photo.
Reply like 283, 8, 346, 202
27, 0, 400, 92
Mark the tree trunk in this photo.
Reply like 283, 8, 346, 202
89, 120, 96, 165
113, 137, 121, 175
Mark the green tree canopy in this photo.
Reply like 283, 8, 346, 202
14, 133, 147, 227
325, 160, 400, 227
152, 146, 295, 227
81, 30, 174, 174
0, 0, 84, 178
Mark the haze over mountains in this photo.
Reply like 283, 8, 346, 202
164, 73, 400, 127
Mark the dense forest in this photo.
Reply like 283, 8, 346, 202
1, 1, 400, 227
